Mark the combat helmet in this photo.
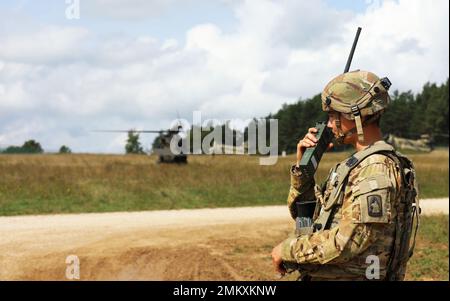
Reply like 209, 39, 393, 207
321, 70, 392, 143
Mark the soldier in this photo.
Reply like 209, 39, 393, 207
271, 70, 420, 281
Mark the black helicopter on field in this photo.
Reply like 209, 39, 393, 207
94, 121, 188, 164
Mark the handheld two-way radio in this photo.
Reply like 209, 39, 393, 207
298, 122, 333, 180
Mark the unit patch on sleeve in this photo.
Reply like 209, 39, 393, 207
367, 195, 383, 217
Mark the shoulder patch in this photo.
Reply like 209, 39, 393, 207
367, 195, 383, 217
346, 156, 358, 167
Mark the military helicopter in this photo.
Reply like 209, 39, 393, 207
94, 120, 188, 164
150, 124, 187, 163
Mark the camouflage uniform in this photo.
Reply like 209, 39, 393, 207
281, 141, 402, 280
279, 71, 418, 280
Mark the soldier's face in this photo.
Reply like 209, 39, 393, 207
327, 111, 339, 130
327, 111, 358, 143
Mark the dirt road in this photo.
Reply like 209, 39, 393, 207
0, 198, 447, 280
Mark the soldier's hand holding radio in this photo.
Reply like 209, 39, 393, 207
296, 127, 333, 166
296, 127, 318, 164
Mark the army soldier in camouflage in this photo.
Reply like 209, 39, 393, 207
271, 70, 419, 281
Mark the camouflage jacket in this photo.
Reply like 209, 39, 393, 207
280, 141, 403, 280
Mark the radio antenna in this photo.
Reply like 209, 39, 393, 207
344, 27, 362, 73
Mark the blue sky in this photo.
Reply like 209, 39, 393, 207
325, 0, 369, 12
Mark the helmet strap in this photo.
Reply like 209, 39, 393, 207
334, 112, 381, 145
351, 106, 365, 143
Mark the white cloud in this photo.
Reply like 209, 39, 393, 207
0, 26, 90, 63
351, 0, 449, 92
0, 0, 448, 153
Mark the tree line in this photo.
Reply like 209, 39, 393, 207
257, 78, 449, 154
0, 140, 72, 154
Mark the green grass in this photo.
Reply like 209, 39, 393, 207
407, 215, 449, 280
407, 150, 449, 198
0, 148, 448, 216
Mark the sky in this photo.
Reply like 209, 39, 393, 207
0, 0, 448, 153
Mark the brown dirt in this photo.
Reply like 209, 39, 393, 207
0, 199, 447, 280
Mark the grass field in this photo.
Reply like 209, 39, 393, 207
406, 215, 449, 280
0, 148, 448, 216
